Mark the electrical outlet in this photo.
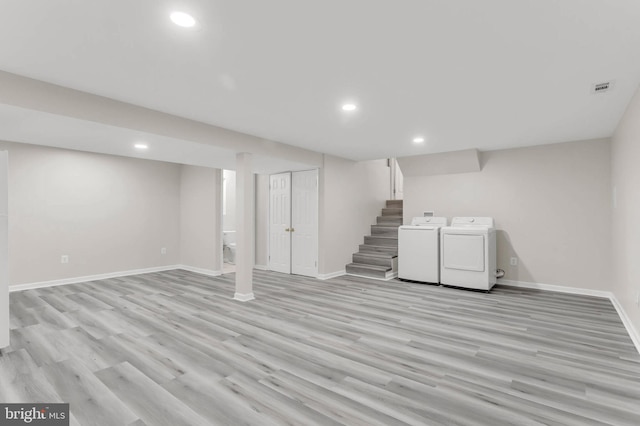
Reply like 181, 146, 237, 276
161, 248, 167, 255
61, 255, 69, 264
510, 257, 518, 266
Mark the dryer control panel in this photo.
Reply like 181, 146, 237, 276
450, 217, 494, 227
411, 217, 448, 226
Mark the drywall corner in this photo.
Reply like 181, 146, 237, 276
318, 155, 389, 275
179, 165, 221, 272
397, 148, 481, 177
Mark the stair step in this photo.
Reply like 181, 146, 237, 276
346, 263, 391, 279
382, 207, 403, 216
364, 235, 398, 247
371, 225, 399, 236
359, 244, 398, 255
386, 199, 403, 208
353, 252, 396, 267
377, 215, 403, 225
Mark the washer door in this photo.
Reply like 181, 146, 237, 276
442, 234, 485, 272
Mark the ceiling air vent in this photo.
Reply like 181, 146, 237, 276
592, 81, 612, 94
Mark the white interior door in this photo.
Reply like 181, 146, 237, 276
269, 173, 291, 273
291, 170, 318, 277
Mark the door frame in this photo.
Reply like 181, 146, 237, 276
268, 169, 319, 277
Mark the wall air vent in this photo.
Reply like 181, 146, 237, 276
592, 81, 612, 94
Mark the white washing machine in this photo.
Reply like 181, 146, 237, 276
398, 217, 448, 283
440, 217, 497, 291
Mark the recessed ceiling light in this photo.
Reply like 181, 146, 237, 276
413, 137, 425, 144
170, 11, 196, 28
134, 143, 148, 150
342, 103, 357, 111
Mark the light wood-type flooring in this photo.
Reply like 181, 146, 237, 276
1, 270, 639, 425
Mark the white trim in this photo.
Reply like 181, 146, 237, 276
386, 271, 399, 280
254, 264, 268, 271
346, 272, 397, 282
9, 265, 180, 293
317, 270, 346, 280
177, 265, 222, 277
498, 279, 611, 298
609, 294, 640, 356
233, 292, 255, 302
499, 278, 640, 355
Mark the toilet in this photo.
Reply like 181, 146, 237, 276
223, 231, 236, 264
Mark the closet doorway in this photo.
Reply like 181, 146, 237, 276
269, 169, 318, 277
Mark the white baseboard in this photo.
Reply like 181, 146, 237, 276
498, 279, 611, 298
9, 265, 180, 293
233, 292, 255, 302
254, 264, 268, 271
609, 294, 640, 356
177, 264, 222, 277
317, 270, 346, 280
499, 278, 640, 355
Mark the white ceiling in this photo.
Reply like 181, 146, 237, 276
0, 0, 639, 163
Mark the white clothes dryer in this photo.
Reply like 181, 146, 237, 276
398, 217, 448, 283
440, 217, 497, 291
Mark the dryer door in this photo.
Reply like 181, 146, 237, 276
442, 234, 485, 272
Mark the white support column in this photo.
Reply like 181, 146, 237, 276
234, 152, 255, 301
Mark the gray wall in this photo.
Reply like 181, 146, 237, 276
180, 165, 221, 273
403, 138, 612, 291
319, 156, 390, 275
7, 141, 181, 285
612, 86, 640, 338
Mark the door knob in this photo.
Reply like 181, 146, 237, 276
290, 228, 295, 232
285, 228, 290, 232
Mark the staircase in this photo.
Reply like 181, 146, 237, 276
346, 200, 403, 280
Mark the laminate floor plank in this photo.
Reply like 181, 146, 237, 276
221, 372, 342, 426
0, 269, 638, 425
94, 362, 210, 426
97, 334, 183, 384
0, 349, 63, 403
9, 325, 68, 366
441, 374, 609, 426
258, 370, 407, 426
55, 327, 125, 373
41, 358, 140, 426
8, 302, 39, 330
162, 372, 284, 426
36, 293, 83, 314
28, 304, 79, 331
139, 332, 238, 380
